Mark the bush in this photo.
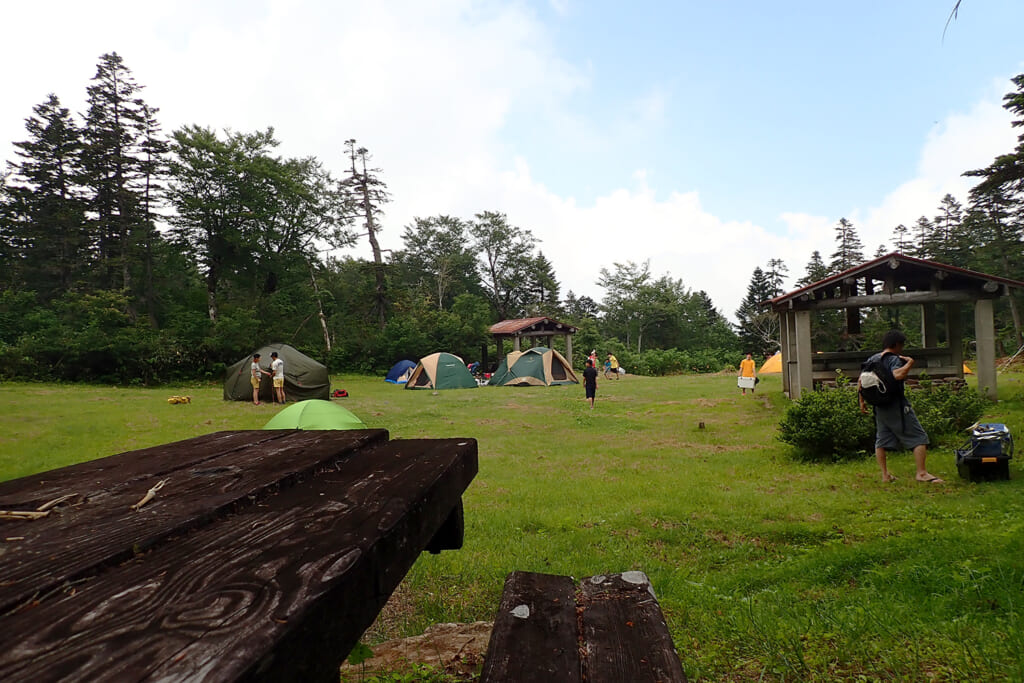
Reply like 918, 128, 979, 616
908, 380, 987, 444
777, 386, 874, 462
778, 380, 990, 463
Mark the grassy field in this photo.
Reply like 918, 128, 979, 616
3, 373, 1024, 681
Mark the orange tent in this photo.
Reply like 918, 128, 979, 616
759, 352, 782, 374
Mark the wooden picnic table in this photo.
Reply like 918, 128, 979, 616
0, 429, 477, 682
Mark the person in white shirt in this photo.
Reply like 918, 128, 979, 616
250, 354, 271, 405
270, 352, 286, 404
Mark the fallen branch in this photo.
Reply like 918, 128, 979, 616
37, 493, 79, 512
0, 510, 50, 521
130, 480, 167, 511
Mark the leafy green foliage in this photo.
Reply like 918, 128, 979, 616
909, 380, 988, 442
777, 386, 875, 461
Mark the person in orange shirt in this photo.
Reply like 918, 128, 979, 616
739, 352, 757, 395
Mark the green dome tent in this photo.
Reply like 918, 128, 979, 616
488, 347, 579, 386
224, 343, 330, 402
405, 352, 478, 390
262, 400, 366, 430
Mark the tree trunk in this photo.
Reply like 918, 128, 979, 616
308, 261, 332, 353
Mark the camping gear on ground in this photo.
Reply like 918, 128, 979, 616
166, 395, 192, 404
262, 399, 366, 430
385, 360, 417, 384
406, 352, 478, 390
332, 389, 349, 398
737, 377, 756, 390
487, 347, 579, 387
224, 344, 331, 403
955, 423, 1013, 481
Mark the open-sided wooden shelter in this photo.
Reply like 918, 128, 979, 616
765, 253, 1024, 400
489, 317, 578, 367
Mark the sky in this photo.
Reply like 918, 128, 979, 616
2, 0, 1024, 321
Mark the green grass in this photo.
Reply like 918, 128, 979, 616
4, 373, 1024, 681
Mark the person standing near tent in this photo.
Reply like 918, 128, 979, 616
583, 359, 598, 409
251, 353, 271, 405
270, 351, 286, 404
859, 329, 943, 484
606, 353, 620, 379
739, 352, 757, 395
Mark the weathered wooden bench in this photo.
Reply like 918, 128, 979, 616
480, 571, 687, 682
0, 429, 476, 682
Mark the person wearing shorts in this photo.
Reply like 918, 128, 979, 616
250, 353, 271, 405
270, 351, 286, 404
606, 353, 620, 379
583, 359, 598, 409
858, 330, 943, 484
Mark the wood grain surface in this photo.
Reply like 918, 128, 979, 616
481, 571, 687, 683
479, 571, 581, 683
0, 429, 388, 615
0, 431, 477, 683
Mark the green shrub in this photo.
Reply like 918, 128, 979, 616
778, 380, 990, 462
777, 386, 875, 462
908, 381, 987, 444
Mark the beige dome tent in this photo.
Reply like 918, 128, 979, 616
405, 352, 478, 390
488, 347, 579, 386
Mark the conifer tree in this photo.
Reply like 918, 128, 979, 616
4, 94, 88, 299
80, 52, 159, 304
828, 217, 864, 274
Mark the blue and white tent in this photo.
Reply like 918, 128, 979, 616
385, 360, 417, 383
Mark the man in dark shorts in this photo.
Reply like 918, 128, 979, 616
583, 359, 598, 409
858, 330, 943, 484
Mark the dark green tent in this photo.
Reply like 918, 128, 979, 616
488, 347, 579, 386
224, 343, 330, 402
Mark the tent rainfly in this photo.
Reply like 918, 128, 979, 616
224, 343, 330, 402
405, 352, 478, 390
759, 352, 782, 374
385, 360, 417, 384
487, 347, 579, 386
262, 400, 366, 430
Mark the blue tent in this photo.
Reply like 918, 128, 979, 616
385, 360, 417, 383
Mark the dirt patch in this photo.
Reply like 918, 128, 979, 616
339, 621, 492, 680
690, 397, 723, 407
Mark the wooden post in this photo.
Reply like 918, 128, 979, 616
779, 310, 792, 397
946, 303, 963, 376
496, 336, 504, 364
513, 336, 521, 352
975, 298, 997, 400
794, 310, 813, 400
921, 303, 938, 348
565, 334, 573, 368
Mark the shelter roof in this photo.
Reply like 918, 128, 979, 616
765, 252, 1024, 311
489, 317, 578, 335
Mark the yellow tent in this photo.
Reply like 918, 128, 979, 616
758, 350, 973, 375
759, 352, 782, 374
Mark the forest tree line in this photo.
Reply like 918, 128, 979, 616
1, 54, 1023, 383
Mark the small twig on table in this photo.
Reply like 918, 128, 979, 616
0, 510, 50, 521
37, 493, 79, 512
130, 480, 167, 511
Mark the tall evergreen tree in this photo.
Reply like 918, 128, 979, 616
911, 216, 933, 259
80, 52, 160, 307
828, 217, 864, 274
930, 193, 963, 264
735, 267, 776, 356
892, 223, 911, 254
798, 250, 828, 286
4, 94, 88, 299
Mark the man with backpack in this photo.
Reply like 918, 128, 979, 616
858, 330, 943, 484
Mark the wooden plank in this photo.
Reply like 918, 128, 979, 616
0, 431, 289, 503
0, 437, 477, 683
580, 572, 687, 683
0, 429, 388, 615
480, 571, 581, 683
